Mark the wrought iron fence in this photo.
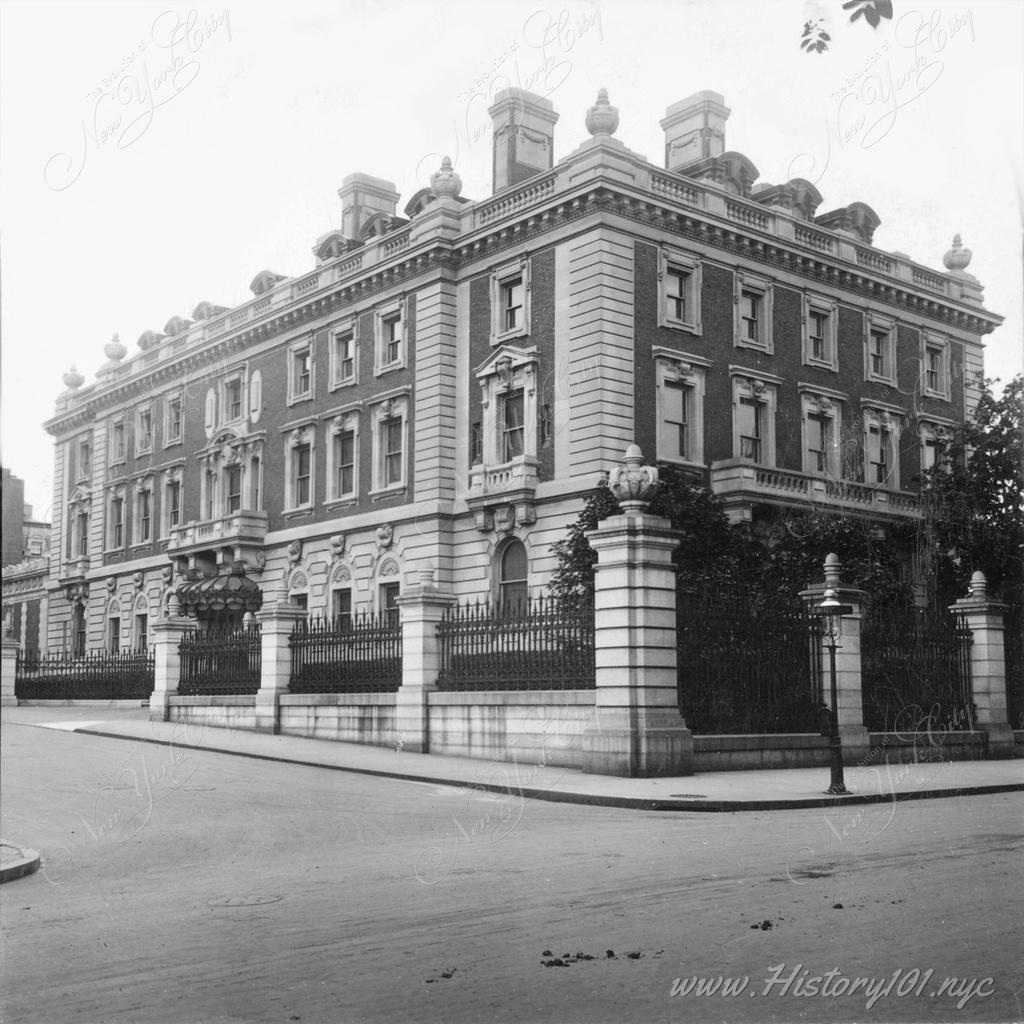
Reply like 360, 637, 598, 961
860, 604, 974, 733
289, 612, 402, 693
437, 596, 595, 691
14, 649, 154, 700
676, 591, 825, 734
178, 624, 262, 695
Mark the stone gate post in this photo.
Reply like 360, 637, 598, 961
582, 445, 693, 777
800, 553, 871, 762
951, 572, 1014, 758
395, 565, 455, 753
255, 599, 308, 734
1, 628, 18, 707
149, 597, 190, 722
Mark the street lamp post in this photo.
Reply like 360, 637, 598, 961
815, 587, 853, 796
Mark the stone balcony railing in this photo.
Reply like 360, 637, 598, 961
58, 556, 90, 582
468, 457, 540, 501
167, 510, 269, 562
709, 459, 921, 522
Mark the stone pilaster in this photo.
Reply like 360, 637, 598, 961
395, 568, 455, 753
255, 604, 308, 734
951, 572, 1014, 758
801, 554, 871, 760
149, 609, 190, 722
1, 636, 19, 706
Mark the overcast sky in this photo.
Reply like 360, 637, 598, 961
2, 0, 1021, 518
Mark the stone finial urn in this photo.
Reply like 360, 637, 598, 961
943, 234, 972, 272
104, 332, 126, 361
608, 444, 659, 511
585, 88, 619, 138
430, 156, 462, 199
62, 365, 84, 390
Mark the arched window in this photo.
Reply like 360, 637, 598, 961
498, 540, 528, 611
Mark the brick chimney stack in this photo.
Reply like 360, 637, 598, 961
488, 88, 559, 194
660, 91, 730, 172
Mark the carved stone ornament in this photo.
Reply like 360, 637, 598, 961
495, 356, 513, 391
106, 576, 117, 593
161, 566, 174, 585
104, 333, 126, 362
585, 88, 619, 137
329, 534, 345, 559
287, 540, 303, 565
133, 571, 144, 592
63, 366, 85, 390
430, 156, 463, 199
494, 505, 515, 535
943, 234, 972, 273
608, 444, 660, 511
376, 524, 394, 550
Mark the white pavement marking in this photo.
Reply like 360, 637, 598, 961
35, 721, 108, 731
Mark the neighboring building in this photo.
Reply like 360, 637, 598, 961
2, 471, 51, 652
2, 468, 26, 566
41, 88, 1001, 655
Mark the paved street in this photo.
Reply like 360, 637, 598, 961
2, 716, 1022, 1024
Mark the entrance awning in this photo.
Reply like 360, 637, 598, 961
176, 563, 263, 616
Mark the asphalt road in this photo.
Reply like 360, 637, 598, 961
1, 717, 1022, 1024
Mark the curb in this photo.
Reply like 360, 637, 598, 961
75, 728, 1024, 813
0, 842, 41, 884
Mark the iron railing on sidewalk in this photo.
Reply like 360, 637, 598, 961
436, 596, 595, 691
14, 649, 154, 701
860, 605, 974, 732
289, 612, 402, 693
178, 624, 262, 696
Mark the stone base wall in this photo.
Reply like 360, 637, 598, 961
427, 690, 599, 769
167, 696, 257, 731
279, 693, 396, 746
864, 731, 988, 764
693, 734, 832, 772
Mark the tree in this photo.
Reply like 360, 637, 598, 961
920, 374, 1024, 604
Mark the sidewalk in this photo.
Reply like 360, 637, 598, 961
4, 706, 1022, 812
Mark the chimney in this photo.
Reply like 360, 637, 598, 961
488, 88, 559, 193
337, 173, 400, 239
661, 91, 730, 172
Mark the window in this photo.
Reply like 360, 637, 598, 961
865, 314, 896, 385
72, 604, 86, 658
137, 488, 152, 542
731, 373, 779, 467
383, 417, 403, 486
294, 444, 311, 505
474, 349, 539, 470
734, 272, 773, 353
919, 420, 954, 476
204, 466, 217, 519
375, 300, 406, 372
658, 249, 702, 334
655, 351, 708, 465
371, 397, 409, 493
226, 378, 243, 420
379, 580, 401, 624
225, 464, 242, 513
108, 614, 121, 654
335, 428, 356, 497
800, 391, 844, 478
136, 407, 153, 452
165, 394, 183, 444
290, 342, 313, 402
285, 426, 316, 510
497, 539, 529, 610
332, 587, 352, 627
803, 295, 838, 370
862, 408, 902, 490
110, 494, 125, 548
135, 613, 148, 653
502, 276, 525, 332
166, 477, 181, 529
922, 334, 950, 399
76, 512, 89, 557
330, 326, 357, 388
292, 594, 308, 611
501, 390, 525, 462
77, 438, 92, 480
110, 420, 126, 464
490, 258, 531, 342
250, 455, 262, 510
